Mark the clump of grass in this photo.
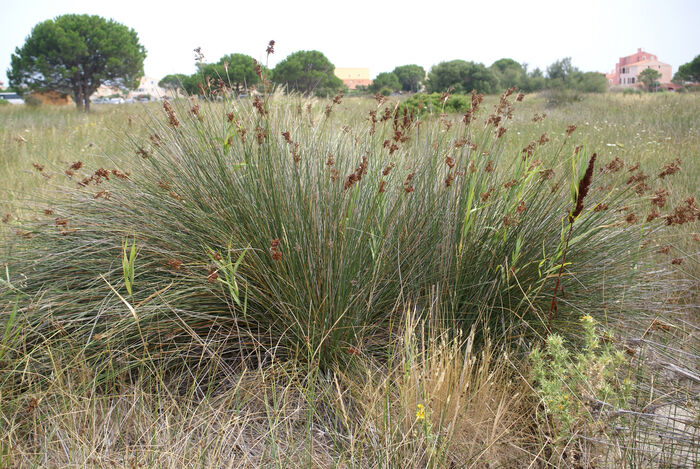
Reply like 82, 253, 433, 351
2, 85, 682, 374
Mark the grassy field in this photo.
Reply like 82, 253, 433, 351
0, 91, 698, 468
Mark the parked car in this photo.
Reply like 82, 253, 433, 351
109, 97, 125, 104
0, 93, 25, 105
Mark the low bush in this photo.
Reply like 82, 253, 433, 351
400, 92, 470, 114
543, 88, 583, 107
24, 94, 42, 107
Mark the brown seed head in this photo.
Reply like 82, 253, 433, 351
635, 182, 649, 195
626, 171, 648, 185
569, 153, 597, 223
603, 157, 624, 173
136, 147, 149, 159
163, 100, 179, 127
646, 208, 660, 222
253, 95, 266, 116
207, 268, 219, 283
255, 125, 267, 144
651, 188, 669, 208
666, 197, 700, 226
503, 215, 518, 227
444, 172, 454, 187
659, 158, 681, 179
270, 239, 282, 261
504, 179, 518, 189
656, 245, 671, 255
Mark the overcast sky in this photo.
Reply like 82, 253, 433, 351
2, 0, 699, 87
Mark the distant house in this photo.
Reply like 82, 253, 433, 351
334, 68, 372, 90
91, 76, 183, 101
606, 48, 674, 90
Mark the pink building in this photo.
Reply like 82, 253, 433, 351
606, 48, 673, 89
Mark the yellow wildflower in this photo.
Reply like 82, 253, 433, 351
416, 404, 425, 420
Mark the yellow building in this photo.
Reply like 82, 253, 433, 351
334, 68, 372, 89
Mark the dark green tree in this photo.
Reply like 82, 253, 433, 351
185, 53, 267, 96
638, 68, 662, 91
546, 57, 576, 83
159, 74, 189, 94
369, 72, 400, 93
673, 54, 700, 83
392, 64, 425, 92
523, 67, 547, 92
217, 53, 262, 94
543, 58, 606, 93
273, 50, 342, 96
490, 58, 525, 90
8, 14, 146, 111
426, 60, 498, 94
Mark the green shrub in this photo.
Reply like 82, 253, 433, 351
400, 92, 470, 114
0, 99, 8, 106
530, 315, 632, 443
543, 88, 582, 108
24, 94, 42, 107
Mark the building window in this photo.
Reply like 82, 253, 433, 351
642, 56, 646, 60
631, 77, 635, 84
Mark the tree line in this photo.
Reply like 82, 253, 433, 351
7, 14, 700, 111
161, 54, 610, 98
368, 57, 610, 95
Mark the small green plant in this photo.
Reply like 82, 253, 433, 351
530, 315, 632, 442
122, 237, 137, 296
206, 245, 248, 311
400, 92, 470, 114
